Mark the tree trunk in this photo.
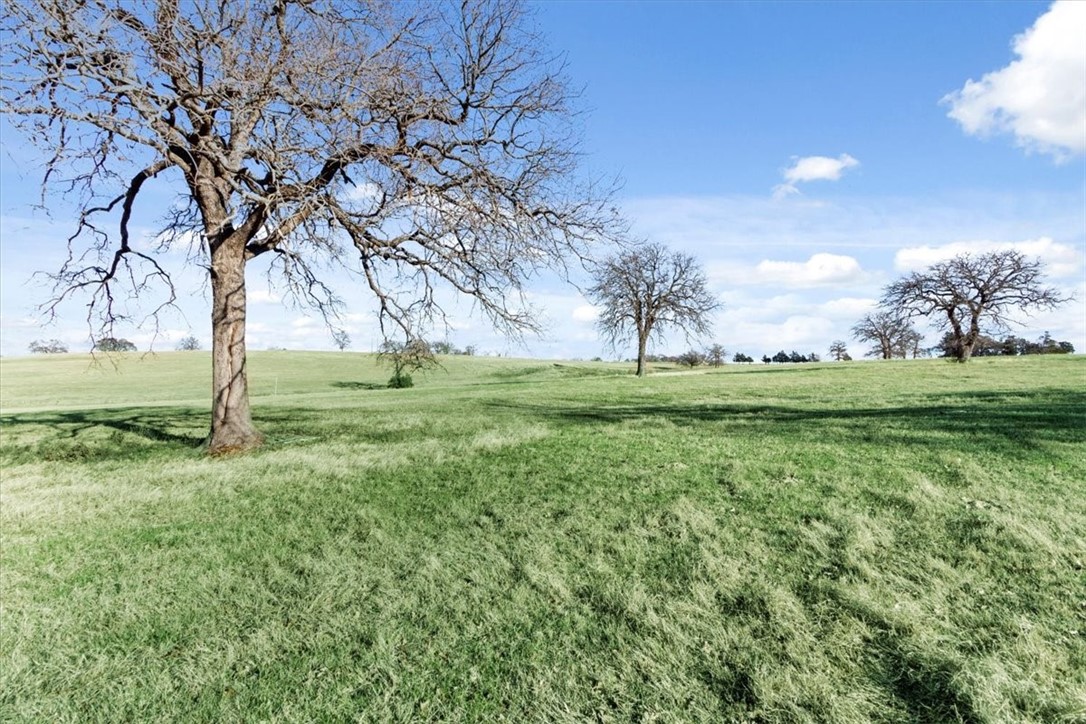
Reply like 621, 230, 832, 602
947, 314, 969, 363
959, 317, 983, 362
207, 240, 263, 454
636, 334, 648, 377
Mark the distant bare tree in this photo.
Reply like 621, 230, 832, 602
176, 335, 201, 351
677, 349, 706, 368
3, 0, 622, 452
705, 343, 727, 367
332, 330, 351, 351
882, 251, 1066, 362
851, 310, 921, 360
28, 339, 68, 354
589, 243, 719, 377
828, 340, 849, 361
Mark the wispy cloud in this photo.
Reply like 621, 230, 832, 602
942, 0, 1086, 159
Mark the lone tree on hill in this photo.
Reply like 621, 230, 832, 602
94, 337, 137, 353
705, 343, 727, 367
176, 335, 201, 351
377, 338, 439, 389
28, 339, 68, 354
828, 340, 850, 361
3, 0, 622, 453
589, 243, 719, 377
851, 310, 922, 360
882, 251, 1066, 363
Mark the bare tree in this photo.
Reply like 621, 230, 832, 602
828, 340, 849, 361
3, 0, 621, 452
882, 251, 1066, 362
851, 310, 921, 360
377, 338, 439, 388
28, 339, 69, 354
176, 335, 201, 351
332, 330, 351, 351
589, 243, 719, 377
704, 343, 727, 367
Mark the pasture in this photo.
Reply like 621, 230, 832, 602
1, 352, 1083, 722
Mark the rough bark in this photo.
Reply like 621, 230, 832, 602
207, 240, 263, 454
5, 0, 625, 455
636, 334, 648, 377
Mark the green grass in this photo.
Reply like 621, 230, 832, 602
2, 352, 1084, 722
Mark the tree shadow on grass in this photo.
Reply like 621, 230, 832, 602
794, 581, 983, 723
0, 407, 208, 463
330, 381, 385, 391
486, 388, 1086, 451
1, 407, 207, 445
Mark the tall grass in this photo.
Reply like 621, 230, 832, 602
2, 353, 1084, 722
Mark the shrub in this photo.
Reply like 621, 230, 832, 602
387, 372, 414, 389
29, 339, 68, 354
176, 335, 201, 351
94, 337, 136, 352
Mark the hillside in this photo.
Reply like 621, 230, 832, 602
2, 353, 1084, 722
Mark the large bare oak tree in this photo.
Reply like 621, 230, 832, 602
2, 0, 621, 452
589, 243, 719, 377
882, 251, 1066, 362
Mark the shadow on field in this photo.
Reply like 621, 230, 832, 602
488, 388, 1085, 449
0, 408, 206, 445
0, 407, 207, 463
794, 582, 983, 722
330, 381, 385, 390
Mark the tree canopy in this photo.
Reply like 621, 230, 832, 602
28, 339, 69, 354
589, 243, 718, 377
882, 251, 1065, 362
851, 310, 922, 360
3, 0, 622, 451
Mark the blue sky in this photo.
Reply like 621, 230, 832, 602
2, 0, 1083, 359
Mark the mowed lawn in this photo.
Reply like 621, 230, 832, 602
1, 352, 1083, 722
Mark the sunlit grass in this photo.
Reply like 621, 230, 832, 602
2, 353, 1084, 722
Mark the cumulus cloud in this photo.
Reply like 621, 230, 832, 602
894, 237, 1082, 278
943, 0, 1086, 158
773, 154, 859, 198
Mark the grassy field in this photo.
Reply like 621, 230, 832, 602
1, 351, 1084, 722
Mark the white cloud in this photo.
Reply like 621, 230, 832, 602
572, 304, 599, 323
345, 181, 384, 203
753, 253, 866, 288
773, 154, 859, 198
718, 314, 837, 356
943, 0, 1086, 159
817, 297, 878, 319
894, 237, 1082, 278
248, 288, 282, 304
290, 316, 320, 329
